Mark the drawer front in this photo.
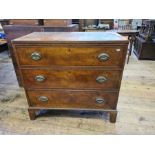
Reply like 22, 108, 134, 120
27, 90, 118, 109
21, 69, 121, 90
43, 19, 72, 26
16, 46, 125, 67
9, 19, 39, 25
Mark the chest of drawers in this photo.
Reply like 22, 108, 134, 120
12, 32, 128, 123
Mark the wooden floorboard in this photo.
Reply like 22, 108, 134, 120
0, 50, 155, 134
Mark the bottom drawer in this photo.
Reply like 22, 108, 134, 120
26, 90, 119, 110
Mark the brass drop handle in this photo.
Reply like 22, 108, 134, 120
35, 75, 45, 82
96, 98, 105, 104
31, 52, 41, 61
97, 53, 109, 61
38, 96, 48, 102
96, 76, 107, 84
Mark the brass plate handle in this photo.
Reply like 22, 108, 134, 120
35, 75, 45, 82
97, 53, 109, 61
38, 96, 48, 102
96, 98, 105, 104
96, 76, 107, 84
31, 52, 41, 61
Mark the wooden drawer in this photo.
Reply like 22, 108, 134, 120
26, 90, 118, 109
9, 19, 39, 25
21, 69, 121, 90
43, 19, 72, 27
15, 46, 125, 67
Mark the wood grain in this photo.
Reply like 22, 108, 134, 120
12, 32, 128, 122
15, 46, 125, 67
9, 19, 39, 25
3, 25, 79, 86
12, 32, 128, 43
21, 69, 121, 90
43, 19, 72, 27
1, 51, 155, 134
26, 90, 118, 109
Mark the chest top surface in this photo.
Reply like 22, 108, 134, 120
12, 32, 128, 44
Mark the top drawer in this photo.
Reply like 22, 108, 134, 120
15, 46, 126, 67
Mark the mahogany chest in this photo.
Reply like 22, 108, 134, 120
12, 32, 128, 123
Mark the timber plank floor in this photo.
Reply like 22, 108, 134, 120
0, 50, 155, 134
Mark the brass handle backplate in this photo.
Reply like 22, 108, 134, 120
31, 52, 41, 61
97, 53, 109, 61
35, 75, 45, 82
96, 76, 107, 84
38, 96, 48, 102
96, 98, 105, 104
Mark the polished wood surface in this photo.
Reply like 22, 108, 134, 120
81, 29, 139, 64
3, 25, 79, 86
9, 19, 40, 25
43, 19, 72, 27
26, 90, 118, 109
15, 46, 126, 67
12, 32, 128, 123
3, 26, 43, 86
12, 32, 128, 43
43, 24, 79, 32
1, 51, 155, 134
21, 69, 121, 90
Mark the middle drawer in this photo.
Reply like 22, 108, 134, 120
21, 69, 121, 90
